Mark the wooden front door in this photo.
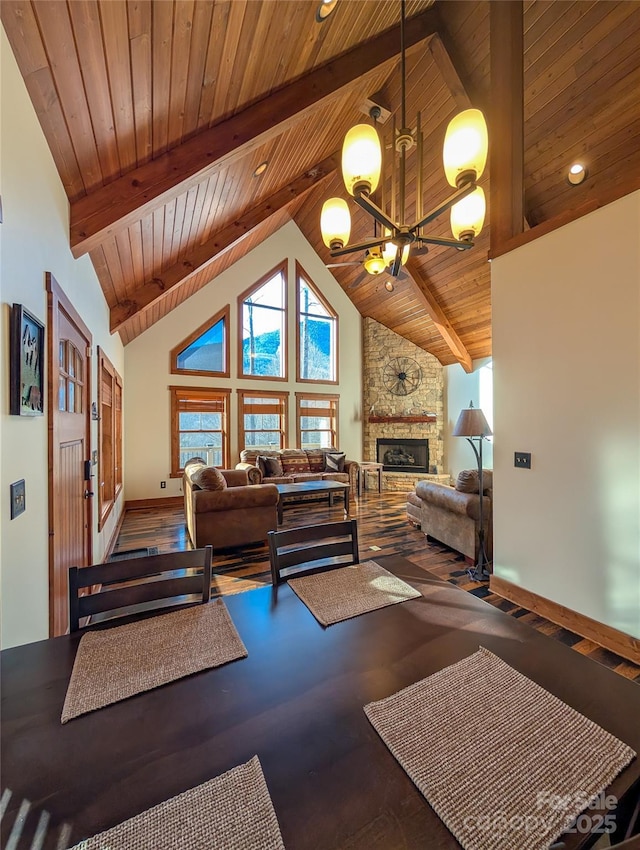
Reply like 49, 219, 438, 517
47, 274, 93, 637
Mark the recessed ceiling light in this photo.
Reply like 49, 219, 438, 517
567, 162, 587, 185
316, 0, 338, 23
253, 161, 268, 177
384, 281, 394, 292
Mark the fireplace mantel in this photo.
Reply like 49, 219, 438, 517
368, 415, 436, 424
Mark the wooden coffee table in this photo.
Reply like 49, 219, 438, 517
275, 480, 350, 524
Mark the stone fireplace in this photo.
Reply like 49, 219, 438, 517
362, 318, 451, 491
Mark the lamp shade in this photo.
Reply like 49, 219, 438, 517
342, 124, 382, 196
382, 231, 410, 266
452, 403, 492, 438
450, 186, 486, 241
320, 197, 351, 249
443, 108, 489, 188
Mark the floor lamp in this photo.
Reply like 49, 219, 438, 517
452, 401, 492, 581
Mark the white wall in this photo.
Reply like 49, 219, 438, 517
0, 29, 125, 648
492, 190, 640, 639
444, 358, 493, 479
124, 220, 363, 501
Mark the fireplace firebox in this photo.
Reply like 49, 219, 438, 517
377, 438, 429, 473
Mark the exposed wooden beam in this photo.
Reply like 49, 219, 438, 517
427, 33, 474, 111
110, 153, 340, 334
430, 32, 531, 232
490, 1, 524, 254
404, 258, 473, 372
71, 7, 441, 258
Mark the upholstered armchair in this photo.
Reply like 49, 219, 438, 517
183, 460, 279, 550
412, 469, 493, 563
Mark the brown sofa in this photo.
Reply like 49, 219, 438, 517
410, 469, 493, 562
183, 460, 279, 550
237, 448, 359, 494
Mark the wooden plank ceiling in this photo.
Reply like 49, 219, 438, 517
3, 0, 640, 362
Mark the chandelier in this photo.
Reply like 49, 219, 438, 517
320, 0, 488, 277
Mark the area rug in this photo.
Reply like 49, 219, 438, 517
68, 756, 285, 850
287, 560, 421, 626
62, 599, 247, 723
364, 647, 635, 850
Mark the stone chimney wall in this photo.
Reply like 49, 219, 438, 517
362, 318, 451, 492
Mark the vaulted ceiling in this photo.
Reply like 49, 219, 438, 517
3, 1, 640, 367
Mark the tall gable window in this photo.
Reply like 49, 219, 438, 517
169, 387, 230, 476
238, 262, 287, 380
237, 390, 289, 453
297, 263, 338, 383
171, 306, 230, 377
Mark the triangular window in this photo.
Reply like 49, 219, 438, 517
171, 306, 229, 377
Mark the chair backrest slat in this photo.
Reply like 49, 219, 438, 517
68, 546, 212, 632
77, 576, 207, 619
269, 520, 356, 549
275, 540, 356, 571
268, 519, 359, 584
73, 550, 210, 589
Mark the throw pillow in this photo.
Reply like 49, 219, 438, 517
324, 451, 346, 473
191, 466, 227, 491
259, 455, 283, 478
256, 456, 267, 478
455, 469, 492, 494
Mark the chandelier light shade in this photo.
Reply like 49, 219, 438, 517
363, 249, 387, 275
450, 186, 486, 242
341, 124, 382, 196
443, 108, 489, 188
320, 197, 351, 249
382, 235, 410, 266
315, 0, 339, 23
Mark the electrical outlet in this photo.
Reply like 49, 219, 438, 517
160, 481, 166, 489
514, 452, 531, 469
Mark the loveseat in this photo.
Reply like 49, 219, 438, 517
183, 459, 279, 549
237, 448, 359, 494
408, 469, 493, 562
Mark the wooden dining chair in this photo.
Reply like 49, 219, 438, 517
68, 546, 212, 632
268, 519, 359, 585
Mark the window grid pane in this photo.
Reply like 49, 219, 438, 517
172, 388, 228, 473
239, 392, 287, 452
297, 394, 338, 451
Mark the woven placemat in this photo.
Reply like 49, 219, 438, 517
68, 755, 285, 850
62, 600, 247, 723
364, 647, 636, 850
288, 560, 421, 626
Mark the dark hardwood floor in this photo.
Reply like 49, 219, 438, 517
114, 491, 640, 684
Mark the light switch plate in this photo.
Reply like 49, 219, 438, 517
514, 452, 531, 469
10, 479, 26, 519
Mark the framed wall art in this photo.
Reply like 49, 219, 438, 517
10, 304, 45, 416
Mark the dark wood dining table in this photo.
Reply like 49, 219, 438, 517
2, 554, 639, 849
